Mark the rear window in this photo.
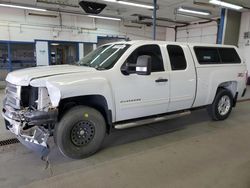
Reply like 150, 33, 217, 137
194, 47, 220, 64
218, 48, 241, 63
194, 47, 241, 64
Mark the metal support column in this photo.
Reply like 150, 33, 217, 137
153, 0, 157, 40
7, 42, 12, 72
217, 8, 226, 44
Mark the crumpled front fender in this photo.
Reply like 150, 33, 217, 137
30, 79, 61, 107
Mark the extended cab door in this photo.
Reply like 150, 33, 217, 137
166, 45, 196, 112
113, 44, 170, 121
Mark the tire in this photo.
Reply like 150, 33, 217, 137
207, 88, 233, 121
54, 106, 106, 159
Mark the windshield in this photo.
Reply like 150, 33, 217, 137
78, 44, 130, 70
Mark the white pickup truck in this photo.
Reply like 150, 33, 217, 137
2, 40, 247, 159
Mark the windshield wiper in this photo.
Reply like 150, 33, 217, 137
95, 66, 106, 70
80, 63, 91, 67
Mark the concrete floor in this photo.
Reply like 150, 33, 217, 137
0, 89, 250, 188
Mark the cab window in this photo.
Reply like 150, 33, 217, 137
123, 44, 164, 72
167, 45, 187, 71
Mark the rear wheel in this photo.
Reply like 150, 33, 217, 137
54, 106, 106, 159
207, 89, 233, 121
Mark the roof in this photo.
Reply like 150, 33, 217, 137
108, 40, 237, 48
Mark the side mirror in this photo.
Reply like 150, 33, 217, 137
121, 63, 131, 75
136, 55, 151, 75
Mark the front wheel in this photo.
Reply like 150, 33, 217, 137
207, 89, 233, 121
54, 106, 106, 159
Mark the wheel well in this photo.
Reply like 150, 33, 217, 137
217, 81, 237, 97
58, 95, 112, 133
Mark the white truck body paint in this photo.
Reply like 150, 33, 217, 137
4, 40, 247, 123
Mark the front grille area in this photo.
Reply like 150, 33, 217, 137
5, 83, 21, 109
6, 95, 16, 107
7, 84, 17, 93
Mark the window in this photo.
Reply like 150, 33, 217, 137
10, 43, 36, 70
0, 43, 9, 81
218, 48, 241, 64
194, 47, 220, 64
79, 44, 130, 70
49, 42, 77, 65
84, 43, 94, 56
124, 45, 164, 72
194, 47, 241, 64
167, 45, 187, 70
0, 42, 36, 81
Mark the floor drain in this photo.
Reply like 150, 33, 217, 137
0, 138, 19, 146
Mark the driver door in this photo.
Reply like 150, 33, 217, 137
113, 44, 170, 121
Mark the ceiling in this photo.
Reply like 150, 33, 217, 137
1, 0, 250, 27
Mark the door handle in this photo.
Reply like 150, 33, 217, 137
155, 78, 168, 83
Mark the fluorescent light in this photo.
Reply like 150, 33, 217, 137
0, 3, 47, 11
178, 7, 210, 16
103, 0, 154, 9
209, 0, 242, 10
118, 1, 154, 9
51, 43, 60, 46
88, 15, 121, 21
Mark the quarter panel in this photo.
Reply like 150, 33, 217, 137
193, 65, 246, 107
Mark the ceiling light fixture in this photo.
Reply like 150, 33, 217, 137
178, 7, 210, 16
103, 0, 154, 9
118, 1, 154, 9
88, 15, 121, 21
0, 3, 47, 11
209, 0, 243, 10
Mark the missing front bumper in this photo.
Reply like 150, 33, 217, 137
4, 119, 50, 157
2, 105, 57, 158
17, 127, 50, 158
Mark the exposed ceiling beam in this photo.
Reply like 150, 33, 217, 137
131, 20, 177, 28
132, 14, 189, 25
36, 0, 79, 8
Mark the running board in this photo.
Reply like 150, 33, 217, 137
114, 111, 191, 129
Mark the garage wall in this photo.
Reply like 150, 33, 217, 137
238, 11, 250, 48
223, 9, 241, 46
176, 22, 218, 44
238, 11, 250, 73
0, 7, 166, 43
165, 28, 176, 41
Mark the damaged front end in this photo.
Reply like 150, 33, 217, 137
2, 83, 58, 158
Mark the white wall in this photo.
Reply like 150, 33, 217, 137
238, 12, 250, 49
166, 28, 175, 41
176, 22, 218, 44
238, 11, 250, 73
0, 7, 167, 68
0, 7, 166, 43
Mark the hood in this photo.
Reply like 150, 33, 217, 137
6, 65, 95, 86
